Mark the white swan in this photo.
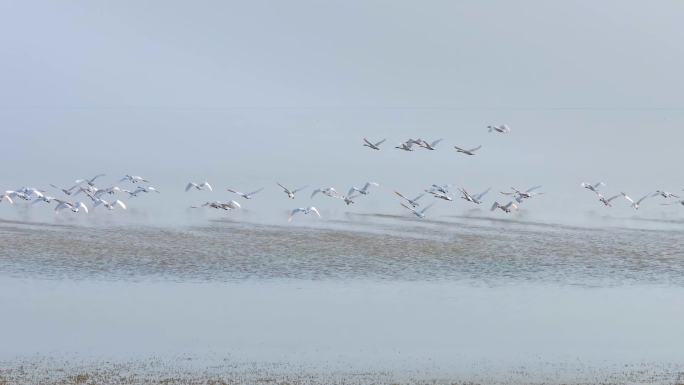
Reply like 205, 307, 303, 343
277, 183, 307, 199
120, 175, 149, 183
311, 187, 340, 199
363, 138, 386, 150
400, 202, 434, 219
288, 206, 321, 222
348, 182, 379, 196
430, 184, 451, 194
186, 181, 213, 192
4, 190, 30, 201
192, 200, 241, 210
491, 201, 518, 213
394, 191, 425, 207
50, 183, 80, 196
621, 192, 651, 210
227, 187, 264, 199
0, 193, 14, 204
458, 187, 490, 204
581, 182, 605, 193
126, 186, 160, 197
426, 189, 453, 201
653, 190, 680, 199
453, 145, 482, 155
597, 193, 621, 207
93, 198, 127, 211
417, 138, 443, 150
395, 141, 415, 151
54, 199, 89, 214
32, 195, 57, 204
488, 124, 511, 133
75, 174, 106, 186
501, 186, 543, 203
339, 194, 358, 205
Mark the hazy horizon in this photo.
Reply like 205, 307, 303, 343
2, 1, 683, 226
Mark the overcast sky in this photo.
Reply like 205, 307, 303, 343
1, 1, 683, 225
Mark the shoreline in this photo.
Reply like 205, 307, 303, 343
2, 355, 683, 385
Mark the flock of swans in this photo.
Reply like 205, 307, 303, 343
580, 182, 684, 210
0, 174, 160, 214
1, 124, 683, 222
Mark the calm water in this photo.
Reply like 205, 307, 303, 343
0, 217, 683, 383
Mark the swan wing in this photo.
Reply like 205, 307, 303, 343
475, 187, 491, 200
621, 192, 634, 204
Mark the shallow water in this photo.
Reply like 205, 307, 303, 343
1, 217, 683, 383
2, 279, 684, 379
0, 217, 682, 285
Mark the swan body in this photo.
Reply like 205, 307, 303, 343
54, 199, 89, 214
491, 201, 518, 213
311, 187, 340, 199
94, 198, 127, 210
621, 192, 650, 210
581, 182, 605, 193
394, 191, 424, 207
277, 183, 307, 199
363, 138, 386, 150
501, 186, 543, 203
121, 175, 149, 183
186, 181, 213, 192
348, 182, 378, 196
458, 187, 491, 204
75, 174, 106, 186
193, 200, 241, 210
453, 145, 482, 155
400, 202, 434, 219
597, 193, 620, 207
488, 124, 511, 133
227, 187, 264, 199
416, 138, 443, 150
288, 206, 321, 222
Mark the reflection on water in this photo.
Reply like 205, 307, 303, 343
0, 217, 681, 285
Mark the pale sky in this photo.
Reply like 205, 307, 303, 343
1, 1, 683, 225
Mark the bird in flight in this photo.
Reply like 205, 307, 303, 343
363, 138, 387, 150
227, 187, 264, 199
120, 175, 149, 184
400, 202, 434, 219
581, 182, 605, 193
395, 141, 416, 151
186, 181, 213, 192
288, 206, 321, 222
394, 191, 425, 208
453, 145, 482, 156
596, 193, 621, 207
458, 187, 490, 205
348, 182, 379, 196
416, 138, 443, 150
311, 187, 340, 199
277, 183, 307, 199
491, 201, 518, 213
488, 124, 511, 133
501, 186, 543, 203
75, 174, 106, 187
621, 192, 651, 210
653, 190, 680, 199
